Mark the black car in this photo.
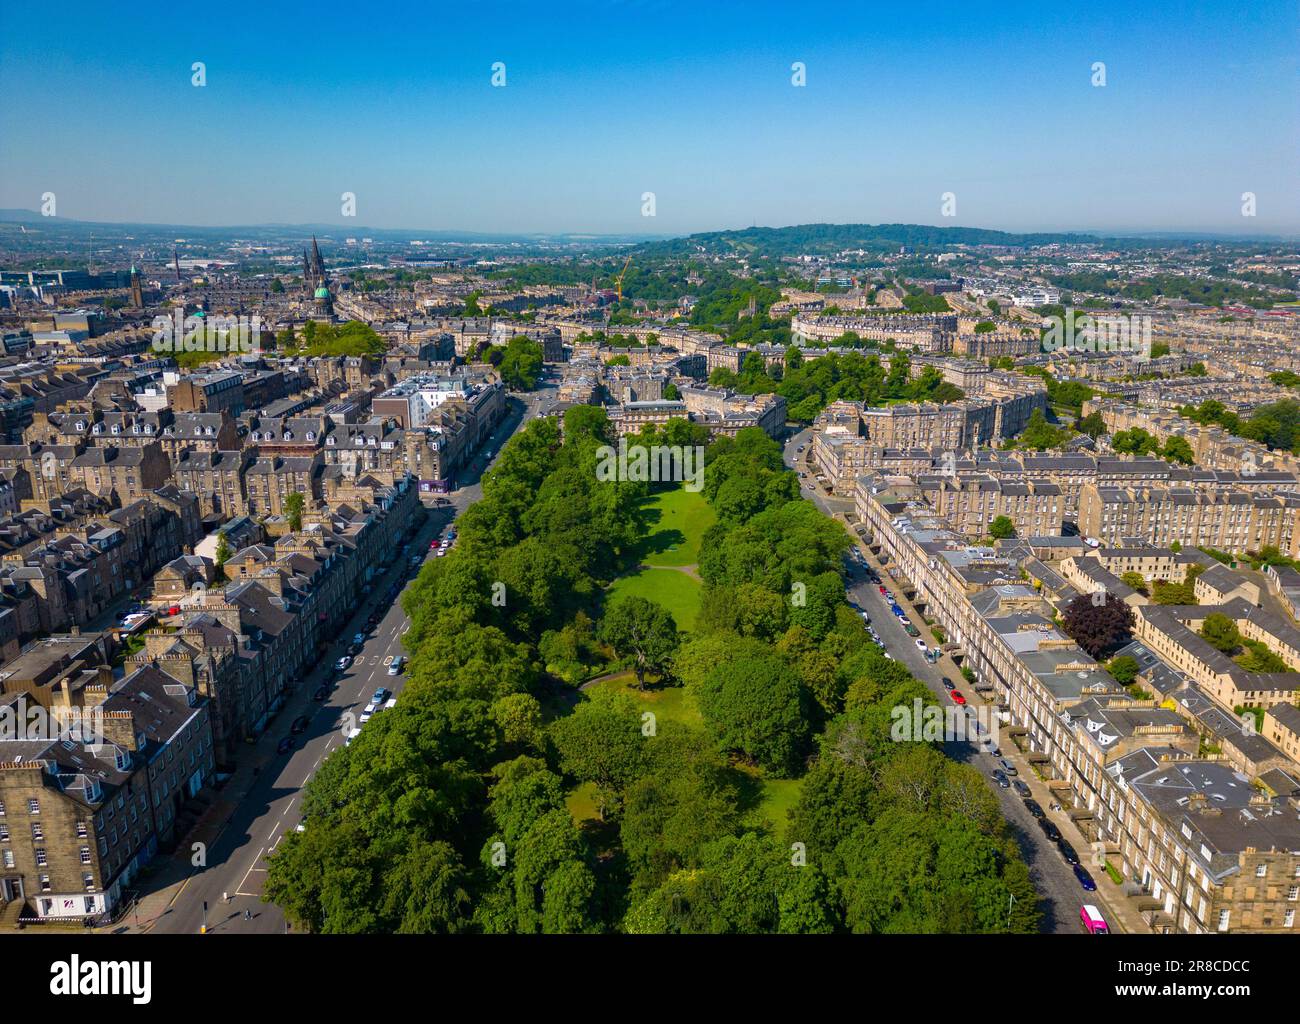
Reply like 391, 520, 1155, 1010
312, 684, 330, 702
1073, 863, 1097, 891
1023, 798, 1045, 819
1057, 839, 1080, 865
1039, 819, 1062, 843
276, 736, 294, 755
1012, 779, 1031, 798
290, 715, 310, 734
941, 678, 956, 691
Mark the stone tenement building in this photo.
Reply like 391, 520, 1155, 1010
0, 638, 214, 923
853, 479, 1300, 934
1079, 484, 1300, 554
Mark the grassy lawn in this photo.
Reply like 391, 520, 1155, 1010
566, 781, 602, 825
750, 775, 803, 834
608, 566, 701, 631
584, 671, 704, 727
637, 487, 715, 567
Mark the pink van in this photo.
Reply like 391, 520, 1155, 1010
1080, 904, 1109, 934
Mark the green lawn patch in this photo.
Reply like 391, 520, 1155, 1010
636, 487, 715, 567
608, 566, 701, 631
584, 672, 704, 728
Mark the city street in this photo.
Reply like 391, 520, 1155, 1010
130, 380, 555, 934
782, 427, 1125, 934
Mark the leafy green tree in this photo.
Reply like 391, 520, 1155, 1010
284, 491, 305, 532
600, 594, 679, 689
1200, 612, 1241, 653
696, 652, 811, 776
550, 691, 645, 819
988, 515, 1016, 540
1107, 655, 1140, 686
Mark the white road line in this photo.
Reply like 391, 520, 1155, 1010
237, 848, 266, 892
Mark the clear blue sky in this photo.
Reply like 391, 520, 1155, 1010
1, 0, 1295, 235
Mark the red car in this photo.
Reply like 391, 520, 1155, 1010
878, 586, 888, 596
950, 690, 967, 706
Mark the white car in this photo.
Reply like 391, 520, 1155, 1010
914, 639, 928, 652
335, 656, 351, 671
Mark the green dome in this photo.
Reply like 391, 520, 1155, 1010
314, 286, 330, 298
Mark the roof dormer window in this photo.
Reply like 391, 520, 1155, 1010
75, 421, 86, 431
305, 431, 315, 442
325, 436, 336, 445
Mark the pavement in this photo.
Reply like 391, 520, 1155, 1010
781, 426, 1150, 935
106, 379, 556, 935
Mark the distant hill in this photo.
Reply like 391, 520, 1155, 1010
634, 222, 1100, 257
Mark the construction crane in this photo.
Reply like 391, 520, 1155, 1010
614, 256, 632, 304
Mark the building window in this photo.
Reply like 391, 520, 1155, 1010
34, 848, 47, 867
83, 875, 95, 893
76, 820, 87, 838
39, 874, 50, 892
1289, 886, 1299, 902
0, 824, 7, 842
31, 823, 42, 842
27, 798, 39, 815
1257, 864, 1268, 877
80, 847, 92, 865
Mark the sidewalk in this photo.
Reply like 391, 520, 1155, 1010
847, 527, 1151, 936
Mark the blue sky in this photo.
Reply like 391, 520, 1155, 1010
1, 0, 1296, 235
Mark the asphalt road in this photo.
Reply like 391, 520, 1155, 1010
149, 379, 556, 934
782, 427, 1108, 934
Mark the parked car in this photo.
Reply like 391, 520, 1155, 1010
950, 690, 967, 706
372, 688, 390, 704
991, 769, 1010, 788
1073, 864, 1097, 891
941, 677, 956, 691
312, 684, 330, 702
387, 656, 405, 676
1058, 839, 1080, 865
1012, 780, 1031, 798
1080, 904, 1109, 934
998, 758, 1018, 776
335, 656, 351, 671
276, 736, 294, 755
1039, 819, 1062, 843
352, 633, 365, 647
878, 585, 888, 596
1024, 799, 1045, 819
290, 715, 310, 734
914, 639, 928, 652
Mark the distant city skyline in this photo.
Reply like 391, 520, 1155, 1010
1, 0, 1296, 235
